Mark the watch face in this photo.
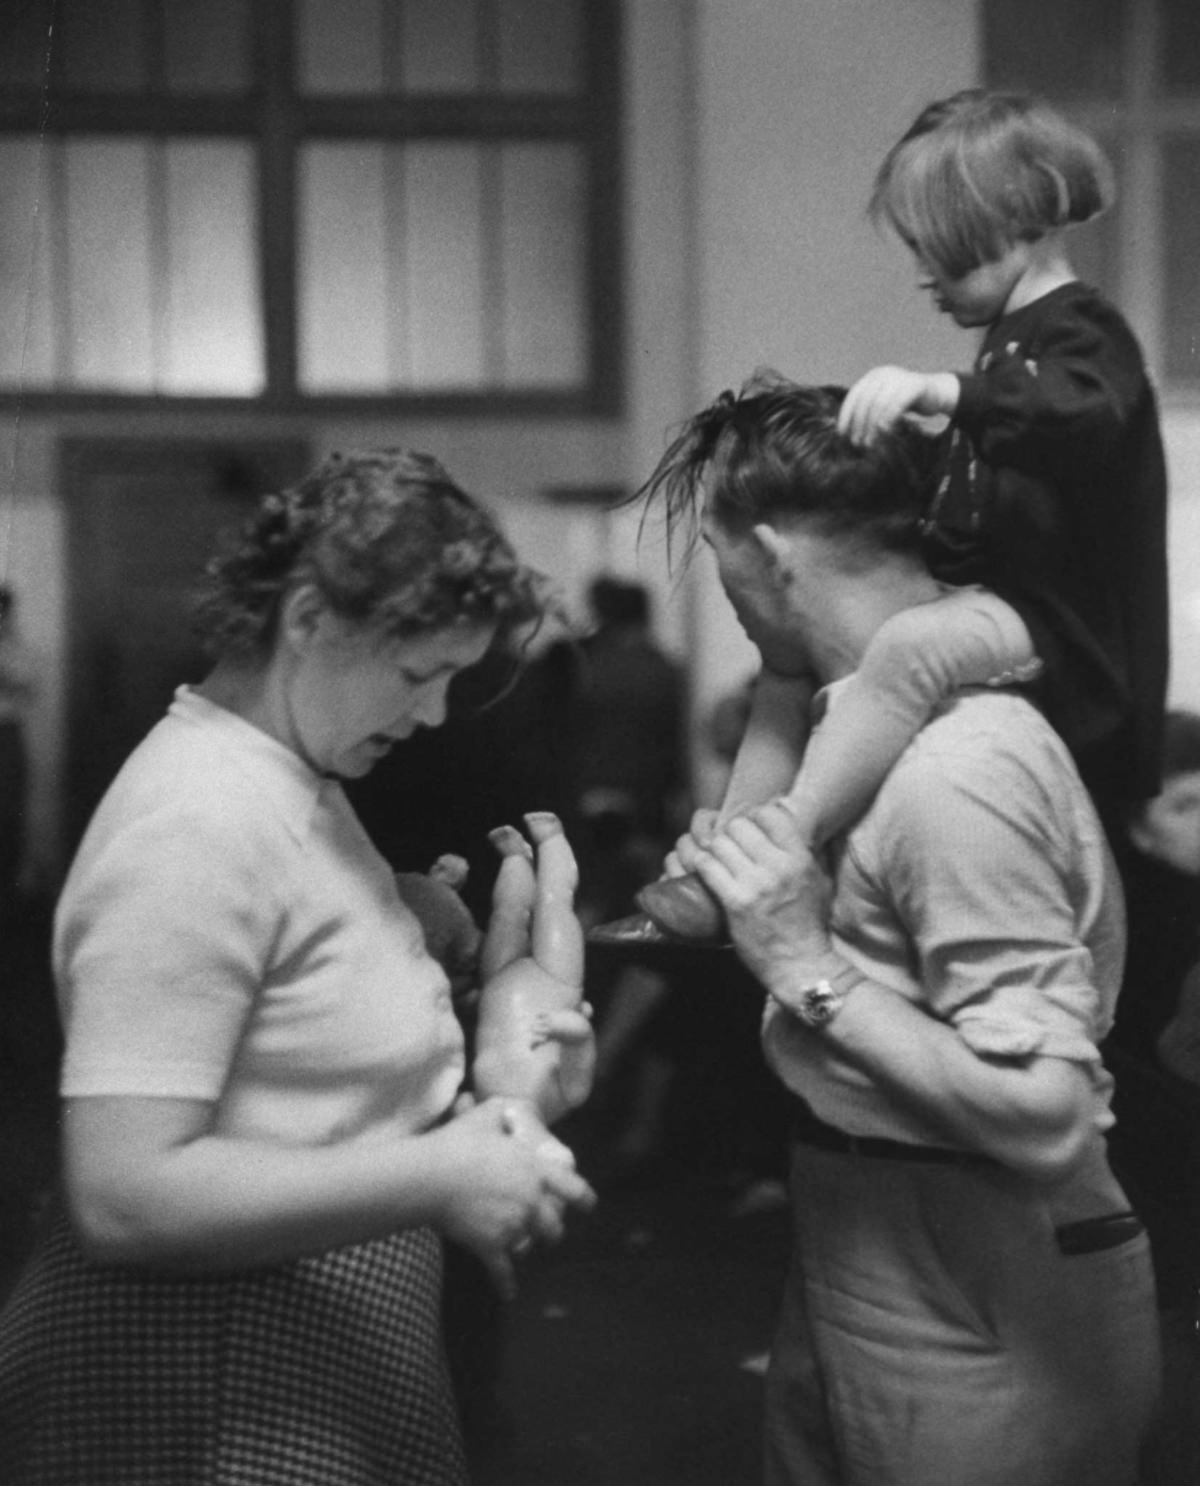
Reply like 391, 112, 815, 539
800, 980, 841, 1026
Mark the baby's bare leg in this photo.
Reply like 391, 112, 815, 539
480, 825, 535, 982
524, 812, 584, 987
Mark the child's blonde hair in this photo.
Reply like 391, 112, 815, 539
870, 89, 1114, 281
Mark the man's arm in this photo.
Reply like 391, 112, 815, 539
684, 783, 1105, 1183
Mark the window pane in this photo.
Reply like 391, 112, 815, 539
163, 0, 253, 94
64, 139, 156, 387
1163, 138, 1200, 384
1161, 0, 1200, 94
297, 0, 386, 95
399, 0, 480, 94
56, 0, 149, 93
404, 144, 486, 384
4, 137, 265, 395
498, 143, 586, 386
297, 0, 485, 95
983, 0, 1125, 99
497, 0, 583, 94
0, 138, 58, 385
297, 144, 393, 390
0, 0, 57, 92
161, 142, 263, 394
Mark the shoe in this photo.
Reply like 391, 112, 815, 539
636, 873, 726, 942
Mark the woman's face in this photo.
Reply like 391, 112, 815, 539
289, 616, 496, 778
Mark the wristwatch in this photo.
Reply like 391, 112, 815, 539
787, 961, 864, 1029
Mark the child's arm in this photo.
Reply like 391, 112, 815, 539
954, 305, 1148, 471
838, 366, 961, 446
840, 299, 1147, 470
785, 587, 1039, 846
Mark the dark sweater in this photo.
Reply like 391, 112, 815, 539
922, 281, 1169, 812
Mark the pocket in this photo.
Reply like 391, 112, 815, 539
1054, 1211, 1145, 1257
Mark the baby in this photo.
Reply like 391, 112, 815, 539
473, 812, 595, 1130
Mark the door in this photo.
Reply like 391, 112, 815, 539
61, 439, 309, 854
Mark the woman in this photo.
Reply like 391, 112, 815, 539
0, 449, 594, 1485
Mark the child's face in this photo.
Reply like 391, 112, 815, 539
912, 243, 1029, 329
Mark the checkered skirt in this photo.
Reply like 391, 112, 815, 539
0, 1206, 467, 1485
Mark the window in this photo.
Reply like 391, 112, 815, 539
984, 0, 1200, 395
0, 0, 621, 411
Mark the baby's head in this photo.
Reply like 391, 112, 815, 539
1128, 710, 1200, 877
870, 89, 1114, 282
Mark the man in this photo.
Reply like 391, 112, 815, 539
642, 376, 1161, 1486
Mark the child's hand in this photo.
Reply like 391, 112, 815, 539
838, 366, 960, 444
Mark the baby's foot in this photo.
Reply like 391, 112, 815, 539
489, 824, 534, 861
523, 810, 563, 844
429, 853, 469, 889
636, 873, 727, 942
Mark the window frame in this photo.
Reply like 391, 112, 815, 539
0, 0, 624, 416
985, 0, 1200, 404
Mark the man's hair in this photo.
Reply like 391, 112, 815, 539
636, 372, 936, 565
870, 89, 1113, 280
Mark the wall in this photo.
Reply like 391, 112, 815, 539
681, 0, 1200, 802
5, 0, 1200, 877
685, 0, 980, 802
0, 408, 632, 883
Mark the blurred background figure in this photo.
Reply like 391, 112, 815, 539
0, 587, 36, 936
544, 576, 690, 1178
1111, 709, 1200, 1062
1105, 709, 1200, 1313
566, 576, 687, 927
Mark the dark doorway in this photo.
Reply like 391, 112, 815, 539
60, 438, 308, 856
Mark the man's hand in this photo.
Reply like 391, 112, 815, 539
662, 808, 721, 879
688, 799, 834, 984
837, 366, 960, 445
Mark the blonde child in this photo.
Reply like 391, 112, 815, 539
639, 89, 1168, 941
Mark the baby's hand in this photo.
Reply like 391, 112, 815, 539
838, 366, 960, 444
394, 862, 482, 997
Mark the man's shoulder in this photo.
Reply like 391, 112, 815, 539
871, 690, 1087, 837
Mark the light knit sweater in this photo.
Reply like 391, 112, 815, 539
55, 687, 466, 1146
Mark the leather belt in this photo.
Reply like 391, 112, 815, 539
788, 1098, 993, 1167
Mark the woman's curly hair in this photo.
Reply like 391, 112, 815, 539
194, 449, 548, 660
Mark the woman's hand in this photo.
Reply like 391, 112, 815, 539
431, 1097, 595, 1299
687, 799, 834, 986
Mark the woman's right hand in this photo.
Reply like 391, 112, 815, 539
429, 1097, 595, 1298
